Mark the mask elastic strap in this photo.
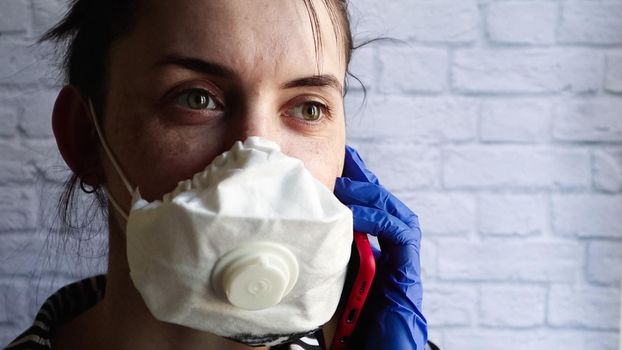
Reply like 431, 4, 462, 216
87, 99, 133, 223
106, 189, 129, 222
87, 100, 134, 195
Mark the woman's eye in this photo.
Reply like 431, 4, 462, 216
175, 89, 217, 110
288, 102, 325, 121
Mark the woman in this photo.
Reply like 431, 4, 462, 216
5, 0, 428, 349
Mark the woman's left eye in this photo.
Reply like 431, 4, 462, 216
175, 89, 218, 110
287, 101, 326, 122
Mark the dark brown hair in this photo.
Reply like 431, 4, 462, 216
42, 0, 359, 232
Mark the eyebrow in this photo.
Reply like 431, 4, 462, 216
281, 75, 343, 94
157, 54, 343, 93
158, 54, 236, 78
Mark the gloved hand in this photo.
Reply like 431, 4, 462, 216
334, 146, 428, 350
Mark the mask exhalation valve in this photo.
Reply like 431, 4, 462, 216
211, 242, 299, 310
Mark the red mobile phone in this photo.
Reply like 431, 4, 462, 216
330, 232, 376, 350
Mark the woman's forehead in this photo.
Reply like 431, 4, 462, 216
122, 0, 344, 81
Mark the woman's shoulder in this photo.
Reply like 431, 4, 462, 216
3, 275, 106, 350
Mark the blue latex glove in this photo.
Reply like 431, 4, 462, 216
334, 146, 428, 350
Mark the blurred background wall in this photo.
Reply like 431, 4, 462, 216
1, 0, 621, 349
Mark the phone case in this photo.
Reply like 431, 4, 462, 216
330, 232, 376, 350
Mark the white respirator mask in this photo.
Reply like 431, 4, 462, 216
88, 101, 353, 347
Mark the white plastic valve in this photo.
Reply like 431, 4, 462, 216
211, 242, 299, 310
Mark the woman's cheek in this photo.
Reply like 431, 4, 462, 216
115, 120, 220, 201
286, 141, 344, 190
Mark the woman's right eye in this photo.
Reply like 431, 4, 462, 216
175, 89, 218, 110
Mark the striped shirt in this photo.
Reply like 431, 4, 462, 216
4, 275, 323, 350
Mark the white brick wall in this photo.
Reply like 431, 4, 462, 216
553, 98, 622, 142
0, 0, 28, 33
1, 1, 621, 349
479, 285, 547, 328
478, 194, 548, 236
486, 2, 558, 45
480, 99, 551, 143
452, 49, 602, 94
558, 2, 622, 45
607, 53, 622, 93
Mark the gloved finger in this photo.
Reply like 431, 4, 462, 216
342, 145, 381, 186
349, 204, 421, 248
335, 177, 420, 232
350, 205, 422, 281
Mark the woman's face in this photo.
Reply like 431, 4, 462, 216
101, 0, 347, 204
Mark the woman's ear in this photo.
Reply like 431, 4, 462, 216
52, 85, 103, 186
